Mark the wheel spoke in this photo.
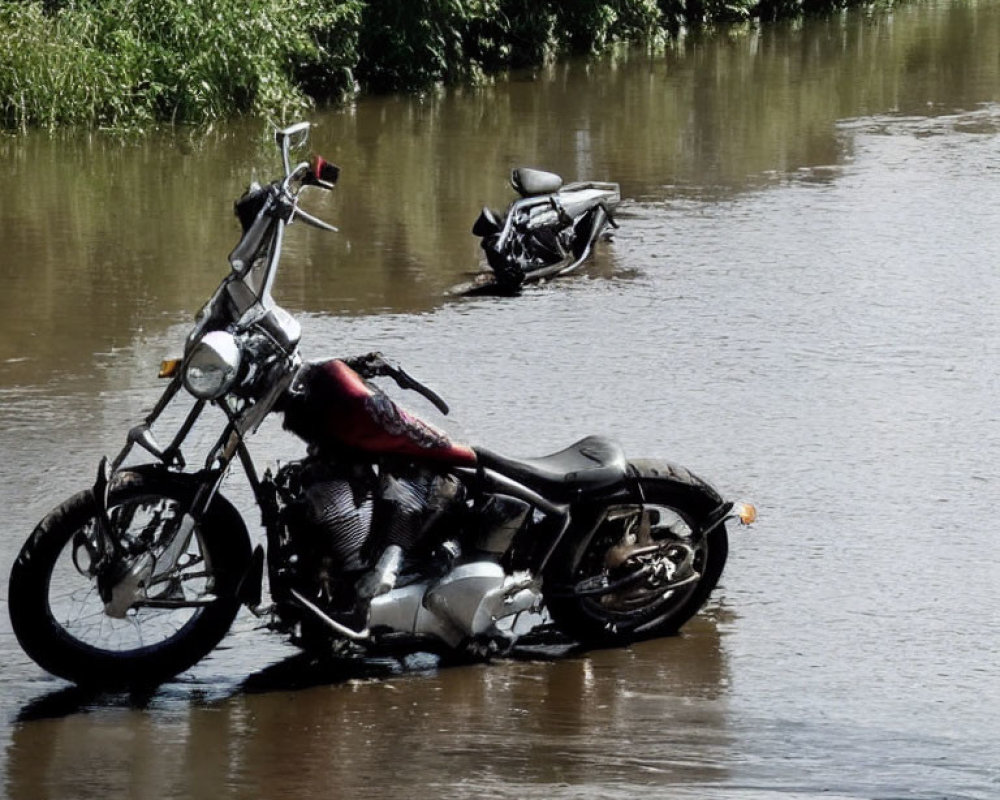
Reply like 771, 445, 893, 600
45, 493, 215, 655
577, 503, 706, 623
9, 473, 249, 686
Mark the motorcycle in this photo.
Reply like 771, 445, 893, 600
7, 123, 755, 688
450, 168, 621, 296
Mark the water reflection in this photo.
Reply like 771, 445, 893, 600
6, 617, 731, 799
3, 0, 999, 390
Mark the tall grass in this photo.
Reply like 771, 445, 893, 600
0, 0, 361, 131
0, 3, 135, 130
1, 0, 884, 131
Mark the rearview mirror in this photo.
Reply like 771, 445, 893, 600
275, 122, 311, 151
276, 122, 311, 176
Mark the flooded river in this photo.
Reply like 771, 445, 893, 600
1, 0, 999, 797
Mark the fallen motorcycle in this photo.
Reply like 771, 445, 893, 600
8, 123, 754, 687
450, 168, 621, 296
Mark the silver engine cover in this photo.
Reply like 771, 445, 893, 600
368, 562, 540, 647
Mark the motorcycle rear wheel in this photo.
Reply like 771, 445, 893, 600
544, 464, 728, 645
8, 468, 251, 687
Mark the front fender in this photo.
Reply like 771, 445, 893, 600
104, 463, 251, 543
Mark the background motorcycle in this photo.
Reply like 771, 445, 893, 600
7, 123, 754, 688
451, 168, 621, 296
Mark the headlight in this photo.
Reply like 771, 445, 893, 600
184, 331, 242, 399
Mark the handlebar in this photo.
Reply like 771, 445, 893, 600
343, 352, 450, 415
295, 207, 339, 232
228, 151, 340, 271
392, 365, 450, 416
225, 122, 343, 316
277, 122, 311, 177
272, 122, 341, 228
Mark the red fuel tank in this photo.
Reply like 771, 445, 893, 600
282, 359, 478, 466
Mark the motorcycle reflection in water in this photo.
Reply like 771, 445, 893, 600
7, 122, 755, 688
6, 625, 732, 799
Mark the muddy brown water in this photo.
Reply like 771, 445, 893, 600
1, 1, 999, 797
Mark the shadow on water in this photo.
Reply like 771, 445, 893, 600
7, 615, 733, 798
14, 685, 160, 724
9, 615, 731, 704
11, 627, 617, 721
11, 653, 441, 723
11, 650, 444, 722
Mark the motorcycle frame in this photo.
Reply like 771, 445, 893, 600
84, 122, 736, 623
91, 349, 736, 606
494, 181, 620, 252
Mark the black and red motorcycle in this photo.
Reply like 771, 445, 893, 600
7, 123, 755, 687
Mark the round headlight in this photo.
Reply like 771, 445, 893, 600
184, 331, 242, 399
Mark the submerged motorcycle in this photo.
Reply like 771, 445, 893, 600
450, 168, 621, 296
8, 123, 754, 688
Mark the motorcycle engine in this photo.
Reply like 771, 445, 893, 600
272, 457, 545, 647
273, 457, 465, 609
274, 458, 375, 606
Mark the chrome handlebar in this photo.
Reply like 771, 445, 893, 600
276, 123, 340, 232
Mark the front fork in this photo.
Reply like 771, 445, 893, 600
90, 460, 227, 618
87, 361, 295, 617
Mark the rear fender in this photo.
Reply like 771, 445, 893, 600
627, 459, 755, 532
565, 459, 720, 509
627, 459, 723, 509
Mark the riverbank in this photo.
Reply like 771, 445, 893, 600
2, 0, 889, 131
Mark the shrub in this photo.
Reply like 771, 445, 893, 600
0, 0, 884, 130
0, 0, 361, 130
0, 3, 140, 130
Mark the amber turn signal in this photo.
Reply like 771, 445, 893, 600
159, 358, 182, 378
735, 502, 757, 525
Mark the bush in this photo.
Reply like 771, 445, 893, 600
356, 0, 471, 92
468, 0, 559, 70
0, 0, 882, 130
0, 3, 139, 129
355, 0, 667, 92
0, 0, 361, 130
555, 0, 663, 53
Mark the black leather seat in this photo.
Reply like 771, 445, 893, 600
511, 167, 563, 197
474, 436, 628, 501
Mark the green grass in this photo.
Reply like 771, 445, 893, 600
0, 0, 361, 131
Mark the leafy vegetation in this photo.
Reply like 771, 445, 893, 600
1, 0, 884, 130
0, 0, 361, 130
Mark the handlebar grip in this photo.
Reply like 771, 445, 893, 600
396, 370, 450, 416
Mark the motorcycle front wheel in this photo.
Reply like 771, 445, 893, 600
8, 468, 251, 687
544, 462, 728, 646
